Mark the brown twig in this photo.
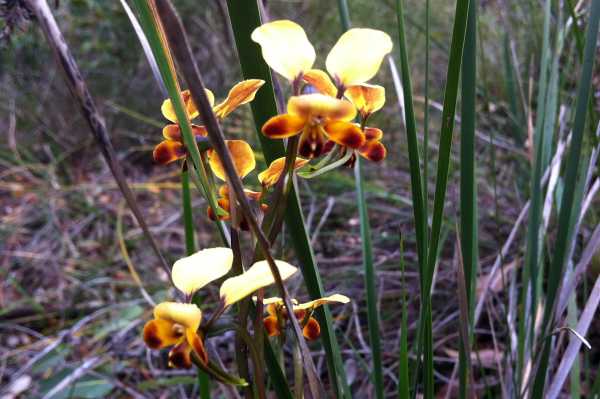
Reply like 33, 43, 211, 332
24, 0, 172, 280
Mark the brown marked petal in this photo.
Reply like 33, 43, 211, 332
208, 140, 256, 181
161, 89, 213, 123
363, 126, 383, 142
261, 114, 306, 139
263, 316, 281, 337
344, 84, 385, 117
303, 69, 337, 97
293, 309, 307, 321
323, 121, 366, 149
143, 319, 182, 349
187, 330, 208, 365
258, 157, 309, 188
288, 94, 356, 122
153, 140, 186, 165
213, 79, 265, 119
302, 317, 321, 340
299, 125, 327, 159
162, 124, 182, 141
168, 340, 193, 369
359, 140, 387, 162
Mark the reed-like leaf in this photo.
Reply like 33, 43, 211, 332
225, 1, 350, 397
531, 1, 600, 396
458, 2, 478, 398
398, 236, 410, 399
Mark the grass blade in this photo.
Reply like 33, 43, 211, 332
458, 2, 478, 397
225, 1, 350, 397
335, 2, 384, 397
398, 236, 410, 399
531, 1, 600, 396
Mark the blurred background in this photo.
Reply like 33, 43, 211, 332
1, 0, 599, 397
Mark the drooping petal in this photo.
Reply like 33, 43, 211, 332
302, 317, 321, 340
263, 316, 281, 337
186, 329, 208, 365
364, 126, 384, 142
344, 84, 386, 117
208, 140, 256, 181
213, 79, 265, 119
288, 94, 356, 122
326, 29, 393, 87
143, 318, 182, 349
261, 114, 306, 139
251, 20, 316, 81
153, 140, 186, 165
258, 157, 309, 188
323, 121, 366, 149
359, 140, 387, 162
161, 89, 214, 123
299, 125, 327, 159
220, 260, 298, 307
153, 302, 202, 332
162, 124, 207, 142
295, 294, 351, 311
303, 69, 337, 97
168, 340, 193, 369
171, 247, 234, 295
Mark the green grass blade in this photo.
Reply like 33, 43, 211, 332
225, 2, 350, 397
531, 1, 600, 396
335, 2, 383, 397
459, 2, 478, 398
423, 0, 471, 395
398, 236, 410, 399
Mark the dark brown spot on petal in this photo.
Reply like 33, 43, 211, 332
263, 316, 281, 337
302, 317, 321, 341
168, 342, 192, 369
360, 141, 387, 162
153, 141, 186, 165
143, 321, 162, 349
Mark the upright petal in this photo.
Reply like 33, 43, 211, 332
208, 140, 256, 181
344, 84, 386, 117
171, 247, 234, 295
323, 121, 366, 149
220, 260, 298, 307
161, 89, 214, 123
326, 29, 393, 87
153, 302, 202, 332
262, 114, 306, 139
303, 69, 338, 97
258, 157, 309, 188
213, 79, 265, 119
288, 94, 356, 122
153, 140, 186, 165
143, 318, 182, 349
295, 294, 351, 311
251, 20, 316, 81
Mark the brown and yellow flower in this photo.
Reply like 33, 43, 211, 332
262, 94, 365, 158
261, 294, 350, 340
258, 157, 309, 188
153, 80, 264, 165
207, 185, 267, 231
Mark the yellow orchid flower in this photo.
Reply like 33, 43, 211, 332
252, 20, 392, 89
258, 157, 309, 188
344, 84, 386, 120
261, 93, 365, 158
261, 294, 350, 340
143, 302, 208, 368
153, 80, 264, 165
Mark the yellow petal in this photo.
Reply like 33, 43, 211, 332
288, 94, 356, 122
213, 79, 265, 119
220, 260, 298, 307
303, 69, 338, 97
326, 29, 393, 87
261, 114, 306, 139
171, 247, 234, 295
344, 84, 386, 117
161, 89, 215, 123
153, 140, 186, 165
251, 20, 316, 81
295, 294, 351, 311
143, 318, 182, 349
208, 140, 256, 181
186, 329, 208, 365
153, 302, 202, 331
322, 121, 366, 149
258, 157, 309, 188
